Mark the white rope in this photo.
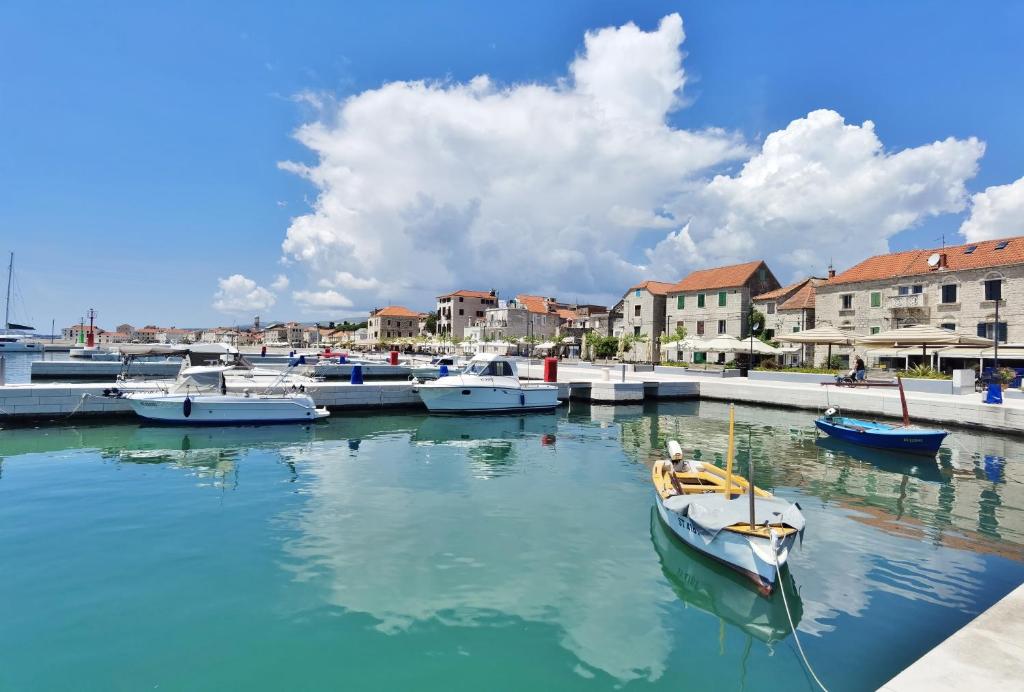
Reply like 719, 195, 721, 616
64, 393, 91, 419
771, 531, 829, 692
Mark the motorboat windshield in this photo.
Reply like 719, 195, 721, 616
463, 358, 517, 377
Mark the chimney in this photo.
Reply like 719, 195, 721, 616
827, 264, 836, 279
938, 252, 948, 269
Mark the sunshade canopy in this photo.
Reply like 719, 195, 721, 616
776, 325, 856, 345
855, 325, 991, 348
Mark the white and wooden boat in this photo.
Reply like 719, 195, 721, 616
0, 252, 42, 352
652, 406, 805, 595
412, 353, 558, 413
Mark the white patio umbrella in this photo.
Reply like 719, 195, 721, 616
855, 325, 990, 363
777, 325, 857, 364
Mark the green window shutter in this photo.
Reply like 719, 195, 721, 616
697, 294, 705, 308
677, 295, 684, 310
870, 326, 880, 334
870, 292, 880, 308
718, 291, 727, 307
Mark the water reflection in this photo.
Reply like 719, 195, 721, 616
650, 507, 800, 644
412, 413, 558, 477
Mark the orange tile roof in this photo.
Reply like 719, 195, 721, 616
670, 260, 768, 292
779, 281, 816, 310
555, 308, 577, 321
516, 294, 555, 314
373, 305, 421, 318
828, 235, 1024, 285
754, 278, 809, 302
626, 280, 677, 296
438, 289, 494, 299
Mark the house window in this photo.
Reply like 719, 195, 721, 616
941, 284, 957, 304
766, 302, 775, 314
635, 289, 641, 297
458, 309, 464, 316
758, 267, 766, 281
459, 297, 464, 302
870, 292, 881, 308
718, 291, 727, 307
717, 320, 726, 334
985, 278, 1002, 301
841, 294, 853, 310
940, 322, 956, 331
697, 294, 705, 308
792, 326, 800, 333
765, 329, 775, 339
633, 326, 641, 336
964, 245, 977, 254
977, 322, 1008, 342
677, 295, 684, 310
696, 321, 705, 336
870, 326, 880, 334
634, 305, 641, 317
996, 241, 1010, 250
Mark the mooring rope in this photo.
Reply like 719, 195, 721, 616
64, 393, 92, 419
771, 531, 829, 692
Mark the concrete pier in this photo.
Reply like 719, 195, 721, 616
879, 582, 1024, 691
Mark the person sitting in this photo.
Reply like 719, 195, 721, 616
854, 357, 866, 381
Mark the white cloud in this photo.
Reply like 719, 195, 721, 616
293, 289, 354, 309
271, 274, 290, 291
279, 14, 747, 306
960, 175, 1024, 242
647, 109, 984, 281
279, 14, 986, 305
212, 274, 276, 313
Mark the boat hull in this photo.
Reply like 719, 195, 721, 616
125, 394, 327, 424
414, 383, 559, 413
814, 417, 946, 455
0, 341, 41, 352
654, 493, 796, 594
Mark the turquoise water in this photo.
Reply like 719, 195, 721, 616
0, 350, 44, 384
1, 402, 1023, 690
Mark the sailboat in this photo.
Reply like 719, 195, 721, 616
651, 405, 806, 595
0, 252, 41, 353
814, 376, 948, 455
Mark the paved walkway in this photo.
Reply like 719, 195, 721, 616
878, 582, 1024, 691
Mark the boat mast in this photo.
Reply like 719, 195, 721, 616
4, 252, 12, 330
897, 376, 910, 427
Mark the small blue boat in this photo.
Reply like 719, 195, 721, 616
815, 376, 948, 456
814, 415, 947, 455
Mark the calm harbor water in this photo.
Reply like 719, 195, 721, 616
0, 350, 44, 384
1, 400, 1023, 690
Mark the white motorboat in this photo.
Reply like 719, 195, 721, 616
108, 363, 329, 424
412, 353, 559, 413
651, 406, 805, 595
410, 355, 464, 380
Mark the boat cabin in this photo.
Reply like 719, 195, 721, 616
462, 353, 519, 379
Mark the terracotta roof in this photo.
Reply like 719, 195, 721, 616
438, 289, 495, 299
555, 308, 577, 321
754, 279, 810, 302
373, 305, 421, 318
828, 235, 1024, 285
516, 294, 555, 314
626, 280, 676, 296
670, 260, 769, 292
779, 281, 816, 310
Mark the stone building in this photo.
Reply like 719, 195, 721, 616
753, 277, 826, 364
664, 261, 780, 341
436, 289, 498, 339
368, 306, 423, 344
617, 280, 675, 362
815, 235, 1024, 365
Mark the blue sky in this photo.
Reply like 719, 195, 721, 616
2, 1, 1022, 330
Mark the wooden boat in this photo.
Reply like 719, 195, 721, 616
814, 377, 948, 455
651, 405, 805, 595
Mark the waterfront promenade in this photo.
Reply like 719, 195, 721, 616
3, 359, 1024, 436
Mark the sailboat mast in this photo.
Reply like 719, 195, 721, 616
4, 252, 12, 330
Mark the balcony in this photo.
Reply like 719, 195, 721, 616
887, 293, 927, 310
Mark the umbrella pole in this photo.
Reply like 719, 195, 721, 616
827, 343, 832, 368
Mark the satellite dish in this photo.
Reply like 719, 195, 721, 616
927, 253, 941, 267
750, 320, 764, 337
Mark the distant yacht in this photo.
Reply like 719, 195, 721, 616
0, 252, 42, 352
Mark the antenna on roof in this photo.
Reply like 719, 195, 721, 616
936, 234, 946, 250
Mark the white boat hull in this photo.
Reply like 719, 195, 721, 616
125, 394, 328, 424
0, 340, 41, 352
654, 492, 797, 593
415, 383, 559, 412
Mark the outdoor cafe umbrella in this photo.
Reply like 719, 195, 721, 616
854, 325, 991, 364
777, 325, 857, 365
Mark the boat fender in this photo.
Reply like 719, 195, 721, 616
183, 396, 192, 418
824, 407, 837, 418
520, 393, 525, 406
299, 385, 305, 393
667, 440, 684, 461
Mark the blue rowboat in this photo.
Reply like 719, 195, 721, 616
815, 375, 948, 456
814, 415, 947, 455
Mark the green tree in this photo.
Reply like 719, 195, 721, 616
424, 311, 438, 334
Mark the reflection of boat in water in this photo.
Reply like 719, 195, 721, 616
650, 508, 800, 644
815, 436, 946, 483
412, 411, 558, 444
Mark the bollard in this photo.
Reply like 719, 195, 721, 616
389, 350, 399, 366
621, 363, 626, 382
338, 355, 346, 364
350, 364, 364, 385
543, 357, 558, 382
984, 382, 1003, 405
298, 355, 306, 365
